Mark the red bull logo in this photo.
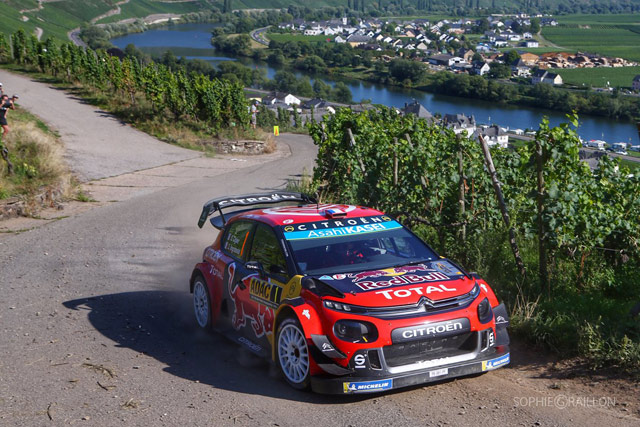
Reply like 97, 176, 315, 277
356, 271, 450, 291
349, 264, 434, 282
227, 262, 275, 338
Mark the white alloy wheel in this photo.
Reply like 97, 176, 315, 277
193, 277, 211, 329
277, 319, 310, 388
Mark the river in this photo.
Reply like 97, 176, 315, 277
111, 23, 640, 144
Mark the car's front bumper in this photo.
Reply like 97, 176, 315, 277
310, 345, 510, 394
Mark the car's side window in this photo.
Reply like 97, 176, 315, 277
249, 224, 288, 277
223, 221, 254, 260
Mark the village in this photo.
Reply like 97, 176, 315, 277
273, 14, 639, 88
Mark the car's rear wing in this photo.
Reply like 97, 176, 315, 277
197, 192, 317, 229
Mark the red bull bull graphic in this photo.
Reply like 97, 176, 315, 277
227, 262, 276, 338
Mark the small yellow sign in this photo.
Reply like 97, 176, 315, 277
274, 126, 279, 136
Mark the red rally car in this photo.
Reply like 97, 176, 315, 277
191, 192, 510, 394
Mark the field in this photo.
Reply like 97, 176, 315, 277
556, 13, 640, 25
234, 0, 345, 7
556, 66, 640, 88
97, 0, 206, 24
543, 15, 640, 62
267, 33, 335, 43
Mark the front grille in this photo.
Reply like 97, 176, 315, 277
383, 332, 476, 367
340, 285, 479, 320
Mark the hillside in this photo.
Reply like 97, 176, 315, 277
2, 0, 640, 43
0, 0, 208, 41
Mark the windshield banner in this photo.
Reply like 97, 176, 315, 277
282, 215, 402, 240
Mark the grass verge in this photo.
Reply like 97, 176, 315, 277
0, 106, 71, 202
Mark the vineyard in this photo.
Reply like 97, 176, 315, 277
309, 108, 640, 371
543, 24, 640, 62
1, 30, 248, 132
556, 66, 640, 88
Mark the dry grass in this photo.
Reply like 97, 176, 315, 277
0, 108, 71, 200
263, 134, 276, 154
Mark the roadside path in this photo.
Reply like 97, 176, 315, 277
90, 0, 130, 24
1, 72, 198, 182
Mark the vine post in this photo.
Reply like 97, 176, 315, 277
347, 127, 366, 176
457, 136, 466, 244
478, 135, 526, 278
535, 137, 549, 295
393, 137, 398, 188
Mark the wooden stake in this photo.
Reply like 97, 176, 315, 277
347, 128, 366, 175
457, 139, 466, 243
478, 135, 526, 277
535, 137, 549, 294
393, 137, 398, 188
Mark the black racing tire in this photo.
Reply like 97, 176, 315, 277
192, 274, 212, 330
276, 317, 311, 390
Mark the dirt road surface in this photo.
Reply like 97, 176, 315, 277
1, 72, 639, 426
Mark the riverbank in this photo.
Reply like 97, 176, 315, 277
105, 22, 640, 143
256, 33, 640, 122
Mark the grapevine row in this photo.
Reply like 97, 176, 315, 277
0, 30, 249, 131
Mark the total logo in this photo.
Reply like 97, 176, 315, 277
343, 379, 393, 393
374, 284, 457, 300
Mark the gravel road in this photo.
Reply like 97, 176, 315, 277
0, 72, 638, 426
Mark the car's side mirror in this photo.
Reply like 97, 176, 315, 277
269, 264, 288, 276
246, 260, 266, 278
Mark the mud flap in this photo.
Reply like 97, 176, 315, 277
493, 303, 510, 346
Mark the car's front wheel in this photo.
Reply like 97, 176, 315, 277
276, 317, 310, 390
193, 275, 212, 329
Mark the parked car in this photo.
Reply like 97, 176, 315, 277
190, 192, 510, 394
611, 142, 628, 155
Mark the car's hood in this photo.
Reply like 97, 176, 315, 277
312, 259, 476, 307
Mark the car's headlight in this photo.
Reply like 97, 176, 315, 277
470, 282, 480, 298
333, 319, 378, 343
324, 300, 352, 312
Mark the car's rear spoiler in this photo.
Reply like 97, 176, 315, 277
197, 192, 317, 229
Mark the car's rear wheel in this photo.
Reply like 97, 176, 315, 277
193, 275, 212, 329
276, 317, 310, 390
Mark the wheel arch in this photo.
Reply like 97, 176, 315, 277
190, 263, 222, 326
190, 263, 210, 293
273, 301, 322, 361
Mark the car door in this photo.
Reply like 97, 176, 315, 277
243, 223, 291, 348
219, 220, 258, 336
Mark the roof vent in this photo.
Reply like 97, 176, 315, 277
323, 208, 347, 218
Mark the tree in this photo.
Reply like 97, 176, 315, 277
273, 71, 297, 92
503, 50, 521, 64
389, 58, 425, 84
332, 82, 352, 103
489, 62, 511, 79
530, 18, 541, 34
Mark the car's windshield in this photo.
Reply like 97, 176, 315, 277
282, 217, 437, 275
